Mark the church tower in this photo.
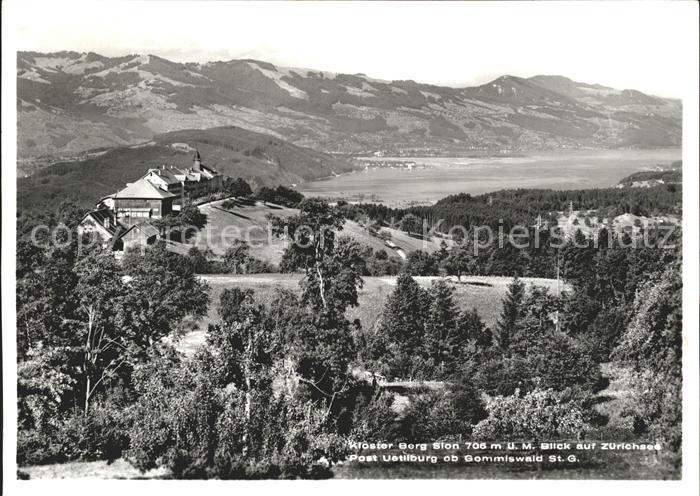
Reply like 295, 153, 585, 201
193, 149, 202, 171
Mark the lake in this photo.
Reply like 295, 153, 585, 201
299, 149, 682, 206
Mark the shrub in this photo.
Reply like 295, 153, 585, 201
470, 336, 602, 398
398, 386, 483, 442
349, 391, 399, 441
470, 354, 534, 397
18, 402, 131, 465
256, 186, 304, 208
126, 350, 194, 472
126, 344, 348, 479
473, 387, 589, 440
214, 388, 347, 479
18, 346, 76, 434
55, 403, 131, 462
17, 429, 66, 466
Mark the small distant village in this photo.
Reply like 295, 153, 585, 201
77, 150, 222, 254
354, 158, 419, 171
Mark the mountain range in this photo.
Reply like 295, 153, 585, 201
17, 51, 682, 177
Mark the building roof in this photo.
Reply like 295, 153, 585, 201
118, 221, 160, 240
163, 164, 220, 182
114, 178, 176, 199
145, 167, 183, 186
200, 164, 219, 177
176, 164, 219, 181
95, 194, 116, 210
191, 150, 219, 175
138, 222, 160, 238
80, 209, 126, 237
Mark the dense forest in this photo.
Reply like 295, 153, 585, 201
347, 184, 682, 232
617, 169, 682, 186
339, 183, 681, 279
16, 186, 683, 478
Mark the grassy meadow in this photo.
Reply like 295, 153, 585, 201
179, 199, 445, 266
175, 273, 567, 355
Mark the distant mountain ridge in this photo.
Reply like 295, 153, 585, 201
17, 51, 682, 175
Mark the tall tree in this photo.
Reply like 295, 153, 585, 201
457, 308, 492, 349
378, 273, 431, 378
443, 244, 473, 282
119, 243, 210, 352
224, 177, 253, 198
74, 252, 127, 413
405, 250, 438, 276
270, 198, 356, 314
270, 199, 364, 405
613, 266, 682, 458
561, 229, 594, 285
424, 279, 459, 367
495, 277, 526, 353
223, 239, 251, 274
399, 213, 423, 236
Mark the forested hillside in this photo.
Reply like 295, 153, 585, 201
617, 161, 682, 187
349, 184, 682, 232
17, 126, 354, 212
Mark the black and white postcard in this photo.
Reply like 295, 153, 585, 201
2, 1, 699, 494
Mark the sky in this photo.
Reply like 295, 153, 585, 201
5, 0, 698, 98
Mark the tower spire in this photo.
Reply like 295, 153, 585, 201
193, 148, 202, 171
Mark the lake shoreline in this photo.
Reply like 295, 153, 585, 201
300, 148, 681, 207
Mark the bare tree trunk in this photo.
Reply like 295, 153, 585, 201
314, 238, 327, 309
316, 262, 327, 309
84, 377, 91, 415
84, 307, 94, 415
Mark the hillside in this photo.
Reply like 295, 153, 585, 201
180, 198, 444, 266
17, 51, 682, 175
16, 126, 354, 212
617, 161, 682, 187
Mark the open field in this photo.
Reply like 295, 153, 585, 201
175, 199, 445, 266
175, 273, 567, 355
185, 199, 296, 264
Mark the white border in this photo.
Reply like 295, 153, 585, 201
679, 0, 700, 491
3, 0, 20, 493
2, 1, 698, 496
